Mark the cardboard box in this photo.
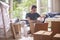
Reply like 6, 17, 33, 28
53, 34, 60, 40
33, 30, 52, 40
51, 21, 60, 35
35, 23, 48, 32
30, 22, 48, 34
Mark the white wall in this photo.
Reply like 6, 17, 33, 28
51, 0, 60, 12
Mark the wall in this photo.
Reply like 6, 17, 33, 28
51, 0, 60, 12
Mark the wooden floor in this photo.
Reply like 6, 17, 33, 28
0, 36, 33, 40
0, 26, 33, 40
0, 25, 51, 40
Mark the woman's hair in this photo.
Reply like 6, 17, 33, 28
31, 5, 37, 9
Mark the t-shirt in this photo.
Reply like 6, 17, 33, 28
26, 13, 40, 20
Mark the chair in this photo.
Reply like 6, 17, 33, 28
10, 23, 16, 39
10, 23, 21, 39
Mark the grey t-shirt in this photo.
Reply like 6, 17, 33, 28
26, 13, 40, 20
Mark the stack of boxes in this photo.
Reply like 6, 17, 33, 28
33, 21, 60, 40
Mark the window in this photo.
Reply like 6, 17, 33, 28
37, 0, 52, 14
0, 0, 9, 3
48, 0, 52, 12
13, 0, 36, 19
12, 0, 52, 19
